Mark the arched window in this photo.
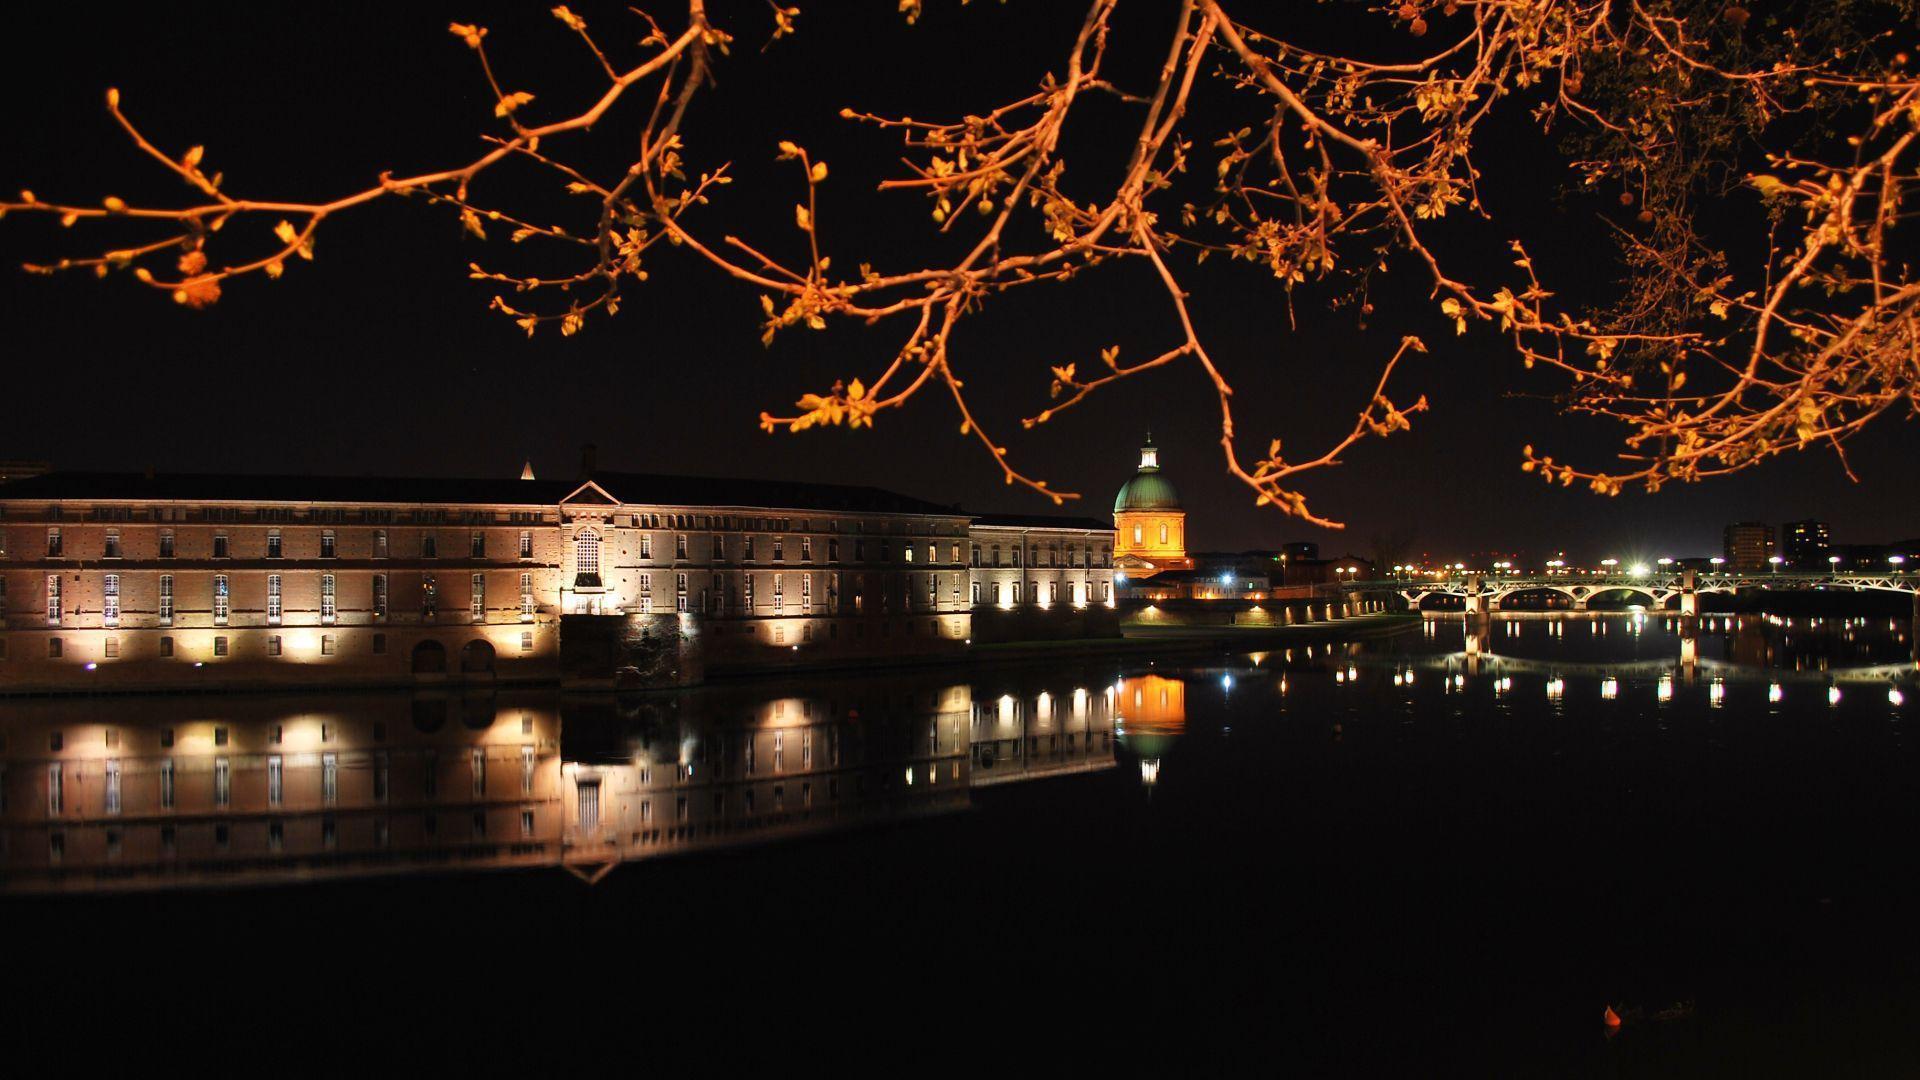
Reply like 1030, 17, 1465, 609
575, 529, 601, 579
1132, 525, 1143, 545
1158, 523, 1168, 545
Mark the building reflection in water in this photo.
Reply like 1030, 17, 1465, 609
1, 672, 1115, 894
1114, 674, 1187, 789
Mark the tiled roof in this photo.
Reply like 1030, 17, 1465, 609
585, 471, 964, 517
0, 469, 968, 517
971, 512, 1114, 531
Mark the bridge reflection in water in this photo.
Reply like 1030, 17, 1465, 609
1, 671, 1117, 894
1403, 610, 1916, 693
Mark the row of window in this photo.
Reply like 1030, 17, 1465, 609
38, 528, 539, 562
28, 505, 545, 525
969, 542, 1115, 568
27, 527, 1104, 566
39, 745, 540, 817
33, 572, 537, 626
14, 631, 537, 662
976, 580, 1112, 605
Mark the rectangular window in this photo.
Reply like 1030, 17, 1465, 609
521, 745, 535, 795
577, 780, 600, 833
214, 757, 231, 807
268, 755, 283, 805
158, 574, 174, 624
520, 631, 533, 652
470, 573, 485, 622
48, 763, 63, 815
104, 760, 121, 815
422, 574, 437, 617
801, 536, 813, 562
372, 574, 389, 618
46, 575, 60, 624
267, 574, 282, 625
267, 635, 282, 656
212, 533, 229, 559
374, 530, 388, 559
773, 574, 784, 614
266, 530, 282, 559
321, 530, 336, 558
801, 574, 812, 613
676, 573, 688, 613
676, 534, 688, 559
471, 747, 486, 798
373, 753, 389, 802
102, 574, 120, 627
213, 635, 228, 656
422, 535, 437, 559
160, 758, 175, 810
159, 636, 173, 657
104, 636, 120, 659
213, 575, 230, 625
470, 532, 485, 558
321, 574, 336, 623
638, 573, 653, 614
103, 530, 122, 559
641, 535, 652, 559
46, 528, 62, 558
519, 530, 533, 559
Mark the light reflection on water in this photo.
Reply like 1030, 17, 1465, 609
5, 612, 1913, 897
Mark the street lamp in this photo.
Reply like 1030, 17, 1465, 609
1601, 558, 1619, 574
1766, 555, 1779, 573
1892, 555, 1907, 572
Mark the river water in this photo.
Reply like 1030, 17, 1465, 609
9, 611, 1919, 1070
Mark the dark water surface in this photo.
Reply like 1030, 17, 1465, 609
10, 612, 1920, 1072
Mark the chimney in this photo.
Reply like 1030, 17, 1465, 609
578, 442, 598, 479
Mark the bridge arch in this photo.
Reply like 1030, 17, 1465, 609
1583, 587, 1661, 611
1488, 586, 1576, 611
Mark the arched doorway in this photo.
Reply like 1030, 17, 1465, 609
460, 639, 496, 674
411, 639, 447, 674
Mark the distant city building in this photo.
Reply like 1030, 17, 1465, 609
1278, 541, 1319, 563
1112, 434, 1192, 580
1781, 519, 1830, 569
1722, 521, 1776, 572
0, 461, 50, 485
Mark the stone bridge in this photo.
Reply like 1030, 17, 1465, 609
1345, 570, 1918, 615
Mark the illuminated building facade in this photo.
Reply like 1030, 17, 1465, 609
1722, 521, 1777, 572
0, 464, 1114, 693
966, 515, 1116, 610
1781, 519, 1831, 569
1112, 435, 1192, 580
0, 674, 1118, 892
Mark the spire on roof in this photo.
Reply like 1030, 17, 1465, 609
520, 461, 536, 481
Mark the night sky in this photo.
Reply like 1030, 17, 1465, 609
3, 2, 1915, 563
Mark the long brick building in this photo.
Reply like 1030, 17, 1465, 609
0, 461, 1115, 693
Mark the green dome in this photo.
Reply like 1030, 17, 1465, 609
1114, 436, 1181, 513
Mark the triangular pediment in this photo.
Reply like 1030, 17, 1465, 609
559, 480, 620, 506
